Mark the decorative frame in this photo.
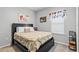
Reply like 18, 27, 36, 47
19, 15, 25, 21
40, 16, 47, 23
18, 13, 30, 23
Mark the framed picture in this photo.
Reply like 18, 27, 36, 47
18, 13, 30, 23
19, 15, 25, 22
18, 13, 25, 23
40, 16, 46, 23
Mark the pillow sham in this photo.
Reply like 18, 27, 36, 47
16, 27, 24, 32
16, 27, 34, 32
29, 27, 34, 31
24, 27, 30, 32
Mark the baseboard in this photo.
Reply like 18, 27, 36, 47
55, 41, 68, 46
0, 44, 11, 48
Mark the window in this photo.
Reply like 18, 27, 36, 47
49, 10, 66, 34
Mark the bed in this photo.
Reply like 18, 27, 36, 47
11, 23, 54, 52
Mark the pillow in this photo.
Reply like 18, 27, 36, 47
29, 27, 34, 31
24, 27, 30, 32
16, 27, 24, 32
16, 27, 34, 32
24, 27, 34, 32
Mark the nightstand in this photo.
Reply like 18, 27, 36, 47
34, 27, 38, 31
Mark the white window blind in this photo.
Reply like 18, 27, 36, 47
49, 10, 66, 34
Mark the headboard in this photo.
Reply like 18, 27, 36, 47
11, 23, 33, 42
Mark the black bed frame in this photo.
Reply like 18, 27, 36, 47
11, 23, 54, 52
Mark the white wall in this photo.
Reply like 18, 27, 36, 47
0, 7, 36, 47
36, 7, 76, 45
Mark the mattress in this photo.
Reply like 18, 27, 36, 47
14, 31, 53, 52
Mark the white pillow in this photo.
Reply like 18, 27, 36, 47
29, 27, 34, 31
16, 27, 34, 32
16, 27, 25, 32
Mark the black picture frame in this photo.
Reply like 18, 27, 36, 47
40, 16, 46, 23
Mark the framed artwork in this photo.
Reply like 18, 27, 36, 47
40, 16, 47, 23
18, 13, 25, 23
19, 15, 25, 22
18, 13, 30, 23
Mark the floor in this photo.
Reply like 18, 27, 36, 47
49, 43, 74, 52
0, 43, 74, 52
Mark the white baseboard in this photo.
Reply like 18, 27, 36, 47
0, 44, 11, 48
55, 41, 68, 46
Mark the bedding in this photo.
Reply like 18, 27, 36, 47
14, 31, 53, 52
16, 27, 34, 32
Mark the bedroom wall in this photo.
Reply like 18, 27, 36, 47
36, 7, 76, 45
0, 7, 36, 47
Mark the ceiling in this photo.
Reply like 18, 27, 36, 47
28, 7, 46, 11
